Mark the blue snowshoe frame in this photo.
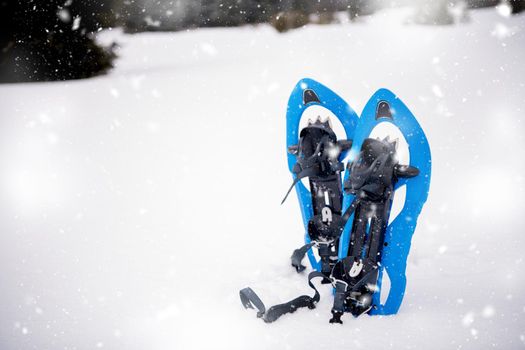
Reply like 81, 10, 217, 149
285, 78, 431, 316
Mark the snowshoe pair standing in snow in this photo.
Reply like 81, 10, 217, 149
240, 79, 431, 324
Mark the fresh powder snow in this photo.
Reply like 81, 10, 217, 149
0, 6, 524, 350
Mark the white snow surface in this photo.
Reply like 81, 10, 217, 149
1, 7, 525, 350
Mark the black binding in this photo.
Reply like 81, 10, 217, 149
240, 116, 420, 323
282, 117, 352, 276
329, 137, 419, 321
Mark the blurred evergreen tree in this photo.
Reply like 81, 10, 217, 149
245, 0, 279, 23
119, 0, 149, 32
510, 0, 525, 13
198, 0, 279, 27
412, 0, 454, 25
348, 0, 379, 21
69, 0, 119, 31
465, 0, 500, 8
0, 0, 115, 82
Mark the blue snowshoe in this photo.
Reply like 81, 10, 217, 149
240, 79, 431, 323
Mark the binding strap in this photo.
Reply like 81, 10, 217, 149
291, 242, 316, 272
239, 271, 329, 323
341, 192, 362, 222
282, 134, 344, 205
281, 166, 320, 205
290, 194, 363, 273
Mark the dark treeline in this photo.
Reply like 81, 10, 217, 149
0, 0, 351, 82
1, 0, 524, 83
120, 0, 350, 32
119, 0, 524, 32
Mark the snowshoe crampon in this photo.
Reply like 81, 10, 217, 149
240, 79, 431, 323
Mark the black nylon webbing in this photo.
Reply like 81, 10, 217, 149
291, 242, 315, 272
341, 194, 361, 222
281, 135, 338, 205
280, 167, 318, 205
289, 194, 361, 275
239, 271, 329, 323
